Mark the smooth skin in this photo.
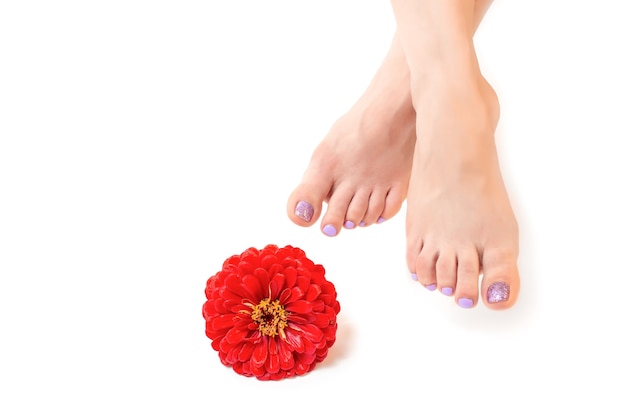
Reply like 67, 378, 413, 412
287, 0, 520, 310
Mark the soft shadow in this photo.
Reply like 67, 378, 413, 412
317, 320, 355, 369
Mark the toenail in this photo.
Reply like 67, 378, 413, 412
425, 284, 437, 291
322, 224, 337, 237
344, 220, 355, 229
358, 221, 366, 227
441, 287, 454, 296
376, 216, 385, 224
487, 282, 510, 303
294, 200, 313, 223
458, 298, 474, 308
410, 273, 418, 281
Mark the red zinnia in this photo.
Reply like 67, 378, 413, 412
202, 244, 341, 380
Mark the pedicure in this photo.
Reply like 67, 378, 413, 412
487, 282, 510, 303
358, 221, 366, 227
410, 273, 418, 281
322, 224, 337, 237
344, 220, 355, 229
441, 287, 454, 296
376, 216, 385, 224
294, 200, 313, 223
425, 284, 437, 291
458, 298, 474, 309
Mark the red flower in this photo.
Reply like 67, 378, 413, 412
202, 244, 341, 380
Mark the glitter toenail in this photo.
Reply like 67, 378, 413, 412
322, 224, 337, 237
358, 221, 366, 227
294, 200, 313, 223
487, 282, 510, 303
410, 273, 418, 281
425, 284, 437, 291
344, 220, 355, 229
458, 298, 474, 308
376, 216, 385, 224
441, 287, 454, 296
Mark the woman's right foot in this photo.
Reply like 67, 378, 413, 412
391, 0, 521, 310
287, 34, 416, 237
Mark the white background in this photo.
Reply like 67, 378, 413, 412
1, 1, 625, 416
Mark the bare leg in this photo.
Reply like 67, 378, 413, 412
391, 0, 520, 309
286, 33, 415, 236
286, 0, 495, 238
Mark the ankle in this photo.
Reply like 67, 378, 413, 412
412, 73, 499, 128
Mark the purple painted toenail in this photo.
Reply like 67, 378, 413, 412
410, 273, 418, 281
487, 282, 510, 303
441, 287, 454, 296
322, 224, 337, 237
376, 216, 385, 224
294, 200, 313, 223
425, 284, 437, 291
358, 221, 366, 227
344, 220, 355, 229
458, 298, 474, 308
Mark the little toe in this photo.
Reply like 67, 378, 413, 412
481, 248, 520, 310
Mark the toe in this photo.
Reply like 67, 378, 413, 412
455, 246, 480, 308
361, 188, 387, 225
379, 184, 405, 223
287, 174, 333, 227
435, 248, 457, 295
344, 189, 370, 229
481, 248, 520, 310
414, 245, 438, 290
319, 185, 355, 237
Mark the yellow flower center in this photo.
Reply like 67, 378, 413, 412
251, 298, 288, 338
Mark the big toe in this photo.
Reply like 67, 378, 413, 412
480, 248, 520, 310
287, 175, 332, 227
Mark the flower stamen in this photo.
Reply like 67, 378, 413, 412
251, 298, 288, 338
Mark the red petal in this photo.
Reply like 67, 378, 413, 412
237, 260, 256, 276
312, 313, 330, 328
305, 284, 322, 302
285, 286, 304, 303
286, 313, 312, 324
278, 288, 291, 305
269, 273, 285, 300
295, 361, 310, 376
225, 327, 249, 344
209, 314, 235, 330
284, 267, 298, 287
277, 339, 295, 370
296, 276, 311, 294
311, 299, 325, 312
286, 300, 312, 314
290, 323, 324, 344
284, 328, 305, 353
238, 342, 254, 362
251, 338, 268, 368
202, 301, 216, 318
261, 254, 278, 270
241, 273, 263, 301
267, 263, 283, 277
265, 338, 280, 374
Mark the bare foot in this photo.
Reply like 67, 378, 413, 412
387, 0, 520, 309
406, 76, 520, 310
287, 34, 416, 236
